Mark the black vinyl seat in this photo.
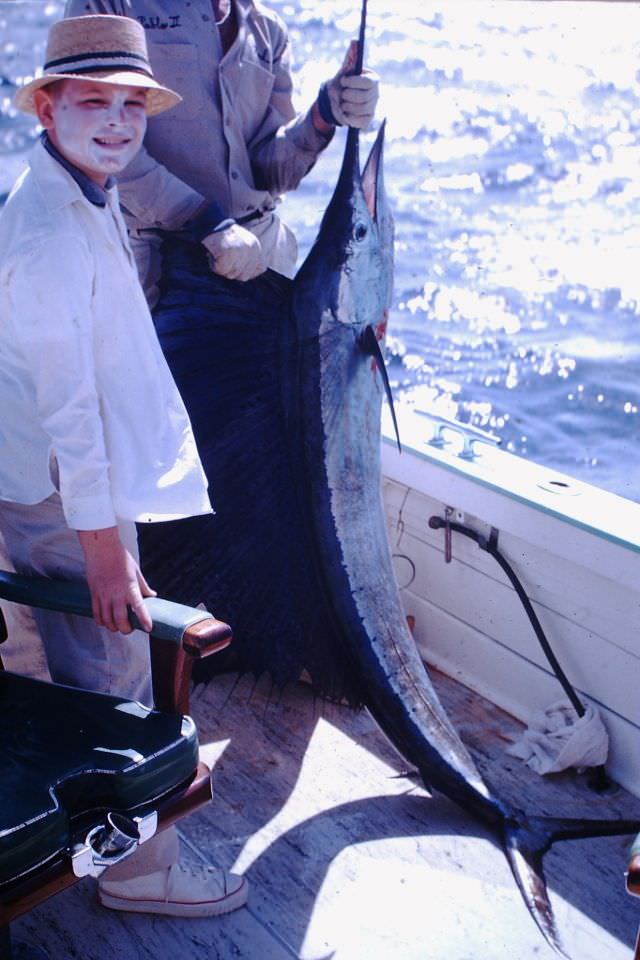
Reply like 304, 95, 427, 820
0, 672, 198, 890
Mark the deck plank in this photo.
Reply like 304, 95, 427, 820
12, 668, 640, 960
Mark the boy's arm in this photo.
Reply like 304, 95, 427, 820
8, 236, 114, 529
8, 236, 153, 633
78, 528, 155, 634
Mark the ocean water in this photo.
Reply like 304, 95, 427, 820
2, 0, 639, 502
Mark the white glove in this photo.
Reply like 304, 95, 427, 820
321, 40, 379, 130
202, 223, 267, 281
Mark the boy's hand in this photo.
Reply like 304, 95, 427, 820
77, 527, 156, 634
202, 223, 267, 281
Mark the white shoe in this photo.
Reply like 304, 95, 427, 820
98, 861, 248, 917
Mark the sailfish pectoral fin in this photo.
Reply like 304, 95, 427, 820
360, 324, 401, 453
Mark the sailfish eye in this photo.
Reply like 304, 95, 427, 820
354, 221, 368, 242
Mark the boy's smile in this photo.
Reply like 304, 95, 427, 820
35, 79, 147, 186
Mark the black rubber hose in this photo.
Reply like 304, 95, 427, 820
428, 515, 611, 792
429, 516, 585, 715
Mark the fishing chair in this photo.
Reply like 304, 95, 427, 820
0, 569, 232, 960
627, 836, 640, 960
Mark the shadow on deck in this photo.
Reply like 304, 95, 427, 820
13, 668, 640, 960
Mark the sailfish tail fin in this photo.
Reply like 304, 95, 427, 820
504, 814, 640, 957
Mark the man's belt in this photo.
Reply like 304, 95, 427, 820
236, 208, 272, 226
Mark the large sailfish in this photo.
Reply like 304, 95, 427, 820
139, 2, 639, 954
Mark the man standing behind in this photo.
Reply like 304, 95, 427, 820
0, 14, 247, 918
64, 0, 380, 297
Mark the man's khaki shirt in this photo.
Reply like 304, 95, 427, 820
64, 0, 333, 282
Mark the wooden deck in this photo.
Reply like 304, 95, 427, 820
12, 667, 640, 960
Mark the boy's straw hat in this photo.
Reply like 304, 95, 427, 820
15, 15, 181, 117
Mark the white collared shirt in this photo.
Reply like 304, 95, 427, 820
0, 141, 212, 530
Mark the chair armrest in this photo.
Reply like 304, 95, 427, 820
130, 597, 231, 658
0, 569, 232, 714
0, 570, 231, 656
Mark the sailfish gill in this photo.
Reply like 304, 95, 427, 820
282, 1, 640, 955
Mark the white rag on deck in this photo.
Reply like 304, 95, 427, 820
505, 698, 609, 775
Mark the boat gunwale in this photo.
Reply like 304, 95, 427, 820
382, 409, 640, 566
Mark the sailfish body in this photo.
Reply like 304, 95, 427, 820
283, 65, 567, 948
288, 106, 502, 808
282, 17, 640, 953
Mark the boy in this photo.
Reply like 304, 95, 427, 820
0, 15, 246, 916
